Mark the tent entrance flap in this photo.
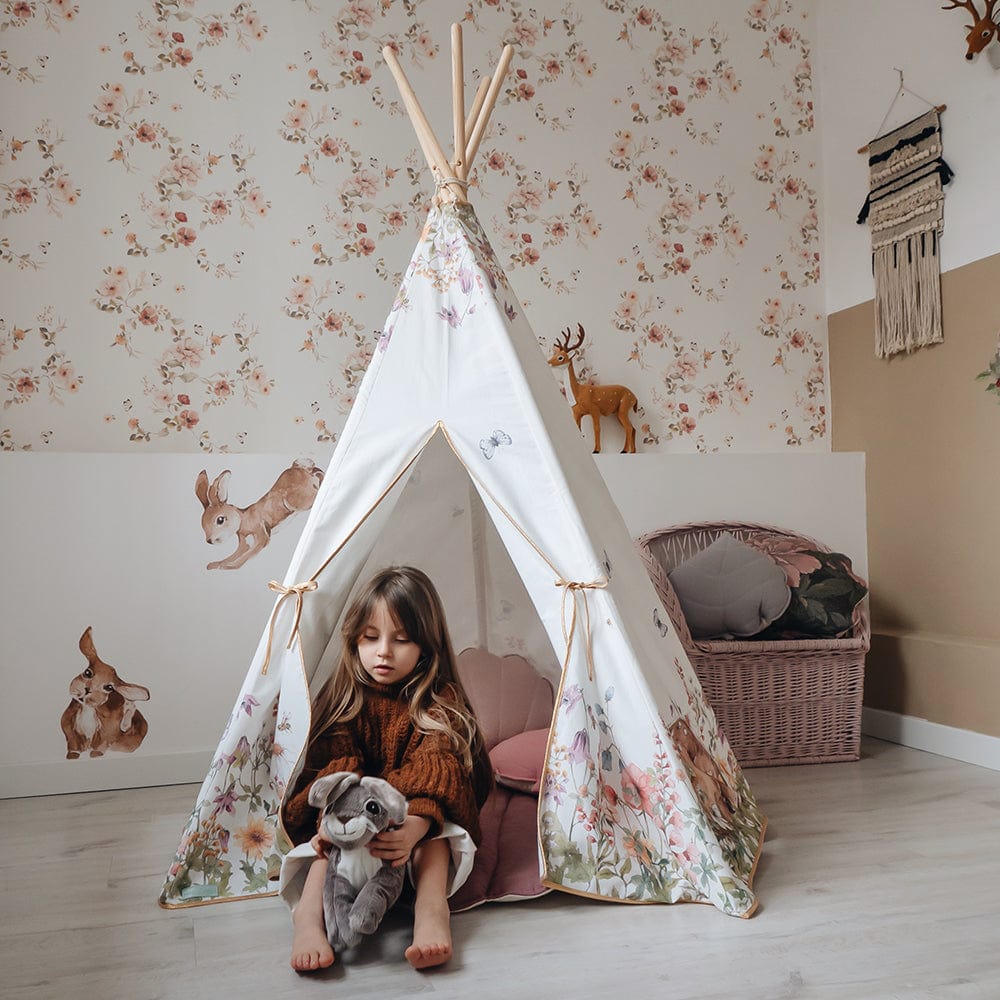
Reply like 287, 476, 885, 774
351, 430, 560, 686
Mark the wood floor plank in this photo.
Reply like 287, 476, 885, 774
3, 739, 1000, 999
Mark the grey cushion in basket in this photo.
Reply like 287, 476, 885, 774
667, 532, 791, 639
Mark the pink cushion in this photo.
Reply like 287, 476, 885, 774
489, 728, 549, 794
456, 648, 554, 751
448, 786, 549, 911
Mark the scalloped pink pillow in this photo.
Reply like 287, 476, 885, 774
488, 728, 549, 794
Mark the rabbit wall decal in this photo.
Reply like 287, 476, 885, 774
61, 627, 150, 759
195, 458, 323, 571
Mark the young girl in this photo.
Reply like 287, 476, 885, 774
280, 566, 492, 972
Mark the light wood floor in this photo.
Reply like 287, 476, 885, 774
3, 737, 999, 1000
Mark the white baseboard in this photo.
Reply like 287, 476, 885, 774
5, 713, 998, 798
862, 707, 1000, 772
0, 749, 214, 800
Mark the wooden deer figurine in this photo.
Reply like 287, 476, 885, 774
547, 324, 638, 454
942, 0, 999, 59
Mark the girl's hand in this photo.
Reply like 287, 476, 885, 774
310, 832, 331, 858
367, 814, 432, 868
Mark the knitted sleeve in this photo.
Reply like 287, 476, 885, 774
280, 726, 364, 847
384, 729, 485, 845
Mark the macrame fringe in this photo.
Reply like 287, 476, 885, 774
872, 232, 943, 359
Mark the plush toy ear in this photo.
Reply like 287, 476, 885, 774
359, 776, 408, 825
308, 771, 361, 809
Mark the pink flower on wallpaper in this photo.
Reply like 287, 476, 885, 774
755, 145, 777, 172
721, 67, 740, 94
98, 277, 123, 298
168, 339, 204, 368
662, 38, 690, 63
96, 93, 122, 115
671, 354, 699, 381
415, 31, 434, 58
347, 0, 376, 29
669, 192, 695, 220
512, 21, 538, 47
762, 298, 782, 325
247, 188, 267, 216
171, 156, 201, 185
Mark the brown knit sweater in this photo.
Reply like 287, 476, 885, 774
281, 681, 492, 848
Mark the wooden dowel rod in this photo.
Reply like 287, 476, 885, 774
856, 103, 947, 154
382, 45, 464, 201
464, 44, 514, 174
451, 23, 466, 179
465, 77, 490, 143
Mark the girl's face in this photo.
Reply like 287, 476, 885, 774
356, 598, 423, 685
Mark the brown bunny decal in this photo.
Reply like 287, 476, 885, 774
61, 627, 150, 759
195, 459, 323, 571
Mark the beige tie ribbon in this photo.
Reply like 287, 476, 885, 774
261, 579, 318, 675
555, 576, 608, 682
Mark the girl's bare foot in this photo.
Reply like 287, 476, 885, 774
290, 920, 335, 972
405, 896, 452, 970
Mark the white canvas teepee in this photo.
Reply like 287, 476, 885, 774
160, 27, 765, 917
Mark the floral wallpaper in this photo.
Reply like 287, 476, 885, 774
2, 0, 826, 455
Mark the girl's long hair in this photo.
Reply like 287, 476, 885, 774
310, 566, 484, 771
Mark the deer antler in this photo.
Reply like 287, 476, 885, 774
942, 0, 999, 57
941, 0, 996, 21
567, 323, 585, 354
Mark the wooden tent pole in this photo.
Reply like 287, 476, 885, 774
382, 45, 465, 202
464, 44, 514, 174
465, 77, 491, 146
451, 23, 466, 180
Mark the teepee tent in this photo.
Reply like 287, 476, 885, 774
161, 26, 765, 918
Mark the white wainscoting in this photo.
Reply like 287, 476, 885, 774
2, 450, 873, 798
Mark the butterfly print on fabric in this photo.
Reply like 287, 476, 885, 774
653, 608, 669, 637
479, 429, 512, 460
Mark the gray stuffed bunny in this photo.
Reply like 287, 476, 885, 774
307, 771, 409, 952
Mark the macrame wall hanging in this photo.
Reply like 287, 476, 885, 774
857, 77, 954, 359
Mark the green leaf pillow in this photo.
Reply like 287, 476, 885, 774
755, 550, 868, 639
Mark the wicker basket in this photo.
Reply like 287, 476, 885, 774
636, 521, 869, 768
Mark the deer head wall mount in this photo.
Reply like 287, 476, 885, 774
547, 324, 638, 454
942, 0, 999, 59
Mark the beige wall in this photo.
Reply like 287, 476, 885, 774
829, 254, 1000, 737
